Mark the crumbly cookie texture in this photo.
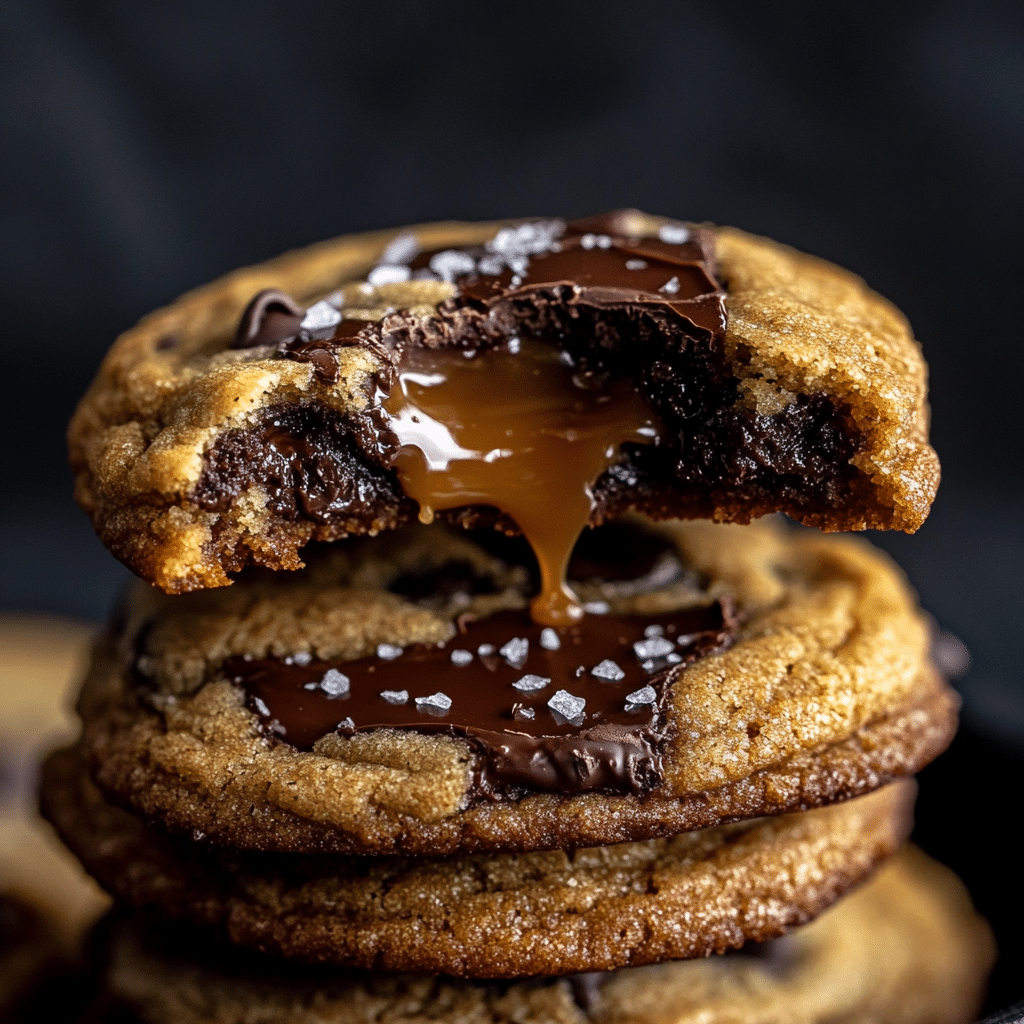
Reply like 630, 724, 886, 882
41, 745, 912, 978
98, 846, 993, 1024
73, 519, 956, 855
68, 213, 939, 594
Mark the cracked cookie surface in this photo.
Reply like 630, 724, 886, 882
72, 518, 955, 855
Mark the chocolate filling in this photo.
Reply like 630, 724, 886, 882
222, 598, 737, 800
195, 212, 862, 544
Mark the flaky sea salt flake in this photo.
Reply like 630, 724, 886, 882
583, 601, 609, 615
380, 690, 409, 705
378, 232, 419, 266
634, 637, 675, 660
478, 643, 496, 657
658, 224, 691, 244
513, 674, 550, 692
499, 637, 529, 668
429, 250, 476, 282
626, 685, 657, 705
416, 692, 452, 711
626, 259, 648, 270
450, 649, 473, 666
300, 300, 342, 331
367, 264, 411, 286
320, 669, 350, 698
548, 689, 586, 720
539, 628, 561, 651
660, 276, 681, 295
591, 659, 625, 682
376, 644, 403, 661
644, 625, 664, 638
292, 651, 312, 666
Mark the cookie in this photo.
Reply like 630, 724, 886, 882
40, 741, 913, 977
95, 846, 992, 1024
68, 210, 939, 597
72, 516, 955, 856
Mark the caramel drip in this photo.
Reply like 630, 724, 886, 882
381, 337, 661, 626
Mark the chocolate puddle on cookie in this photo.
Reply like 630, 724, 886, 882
226, 598, 737, 798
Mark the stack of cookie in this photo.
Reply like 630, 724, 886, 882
44, 211, 993, 1021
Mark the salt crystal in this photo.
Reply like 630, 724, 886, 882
253, 697, 270, 717
477, 254, 505, 276
507, 336, 521, 354
429, 250, 476, 282
478, 643, 496, 657
595, 234, 612, 248
634, 637, 675, 660
415, 692, 452, 711
625, 259, 648, 270
376, 644, 403, 661
367, 264, 412, 286
380, 689, 409, 705
644, 625, 664, 638
450, 649, 473, 666
514, 706, 536, 721
658, 224, 691, 244
583, 601, 610, 615
591, 659, 625, 682
486, 221, 564, 258
300, 300, 342, 331
626, 685, 657, 705
499, 637, 529, 668
377, 232, 419, 266
292, 650, 312, 666
667, 653, 682, 664
320, 668, 350, 698
303, 681, 319, 690
513, 674, 550, 692
660, 276, 681, 295
548, 689, 586, 720
339, 717, 355, 730
581, 233, 597, 249
539, 627, 561, 651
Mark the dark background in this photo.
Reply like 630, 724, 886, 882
2, 0, 1021, 1015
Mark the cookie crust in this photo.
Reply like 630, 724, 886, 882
41, 745, 913, 978
68, 214, 939, 594
74, 520, 956, 855
99, 846, 993, 1024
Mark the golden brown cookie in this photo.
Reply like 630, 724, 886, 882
68, 210, 938, 595
96, 846, 992, 1024
72, 518, 955, 855
40, 743, 914, 978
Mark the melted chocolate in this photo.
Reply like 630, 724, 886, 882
225, 599, 736, 799
233, 289, 305, 348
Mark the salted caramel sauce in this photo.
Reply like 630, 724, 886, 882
380, 336, 662, 626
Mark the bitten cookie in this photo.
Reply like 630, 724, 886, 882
41, 744, 914, 978
96, 846, 993, 1024
69, 210, 938, 595
71, 517, 955, 856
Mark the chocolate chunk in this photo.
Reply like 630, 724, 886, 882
233, 289, 305, 349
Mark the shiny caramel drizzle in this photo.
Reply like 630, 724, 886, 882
381, 336, 661, 626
